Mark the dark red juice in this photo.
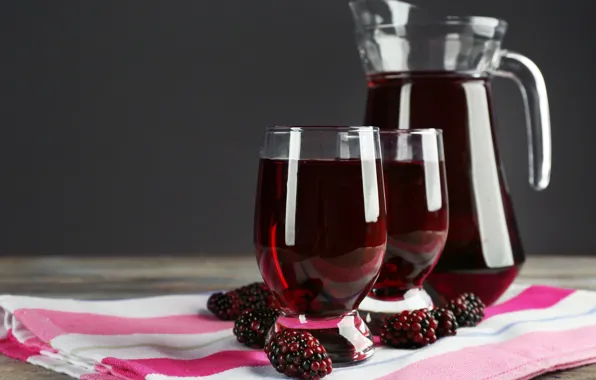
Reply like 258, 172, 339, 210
254, 158, 387, 316
370, 160, 448, 300
365, 72, 524, 305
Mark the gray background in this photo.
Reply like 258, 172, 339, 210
0, 0, 593, 255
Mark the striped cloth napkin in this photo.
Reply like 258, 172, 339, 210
0, 285, 595, 380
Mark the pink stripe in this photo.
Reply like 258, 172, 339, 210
484, 285, 575, 319
13, 309, 232, 341
104, 361, 146, 380
103, 350, 270, 377
94, 364, 112, 374
379, 324, 596, 380
0, 331, 41, 362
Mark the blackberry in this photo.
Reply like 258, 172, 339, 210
447, 293, 485, 327
380, 309, 438, 348
235, 282, 280, 309
206, 291, 243, 320
264, 329, 332, 379
233, 307, 280, 348
430, 307, 458, 338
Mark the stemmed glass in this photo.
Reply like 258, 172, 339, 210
254, 126, 387, 363
359, 129, 449, 333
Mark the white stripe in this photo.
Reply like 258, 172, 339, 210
0, 294, 210, 317
475, 290, 594, 331
42, 349, 96, 370
51, 329, 252, 361
28, 354, 91, 378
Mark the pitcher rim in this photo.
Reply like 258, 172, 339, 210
355, 15, 507, 31
348, 0, 507, 32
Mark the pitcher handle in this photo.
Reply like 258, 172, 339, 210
494, 50, 552, 191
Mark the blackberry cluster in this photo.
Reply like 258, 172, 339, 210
207, 282, 280, 321
380, 292, 486, 349
206, 291, 243, 320
237, 282, 280, 310
430, 307, 458, 338
233, 307, 280, 348
380, 309, 438, 348
446, 293, 486, 327
265, 329, 332, 380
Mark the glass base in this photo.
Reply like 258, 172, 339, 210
269, 310, 374, 364
358, 288, 434, 335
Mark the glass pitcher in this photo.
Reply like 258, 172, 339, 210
349, 0, 551, 306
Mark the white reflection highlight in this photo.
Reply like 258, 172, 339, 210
422, 134, 442, 212
285, 130, 301, 247
359, 130, 380, 223
463, 82, 514, 267
398, 83, 412, 130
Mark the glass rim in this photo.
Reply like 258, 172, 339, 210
265, 126, 379, 133
379, 128, 443, 135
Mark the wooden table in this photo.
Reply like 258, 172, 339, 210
0, 255, 594, 379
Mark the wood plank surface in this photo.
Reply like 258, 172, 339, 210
0, 255, 594, 379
